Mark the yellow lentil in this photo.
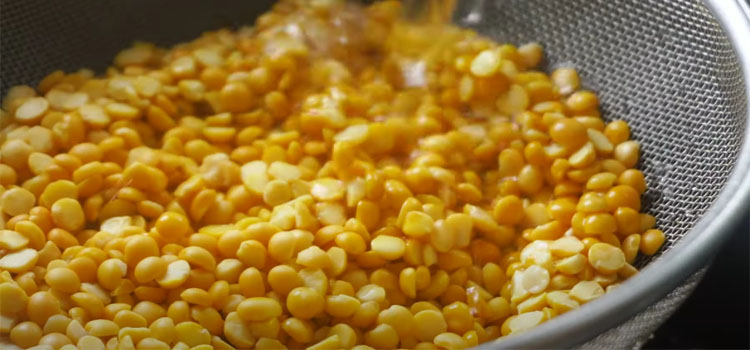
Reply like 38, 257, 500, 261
10, 321, 44, 348
641, 229, 666, 256
237, 297, 283, 321
286, 287, 324, 319
1, 187, 36, 216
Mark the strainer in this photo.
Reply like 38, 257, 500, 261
1, 0, 749, 348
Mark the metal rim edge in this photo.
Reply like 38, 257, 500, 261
483, 0, 750, 348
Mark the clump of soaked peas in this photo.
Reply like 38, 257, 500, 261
0, 0, 666, 349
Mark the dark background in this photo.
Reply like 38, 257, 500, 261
645, 215, 749, 349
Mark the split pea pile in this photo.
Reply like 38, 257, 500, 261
0, 1, 667, 349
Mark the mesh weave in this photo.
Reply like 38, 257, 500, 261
1, 0, 747, 347
0, 0, 275, 93
454, 0, 747, 261
577, 269, 707, 349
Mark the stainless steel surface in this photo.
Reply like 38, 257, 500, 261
1, 0, 749, 348
579, 268, 707, 349
474, 0, 750, 347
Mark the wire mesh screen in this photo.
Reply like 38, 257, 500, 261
1, 0, 747, 347
0, 0, 275, 94
454, 0, 747, 265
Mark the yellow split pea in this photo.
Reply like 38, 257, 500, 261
0, 0, 664, 349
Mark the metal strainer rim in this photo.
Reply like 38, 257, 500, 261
0, 0, 746, 348
487, 0, 750, 348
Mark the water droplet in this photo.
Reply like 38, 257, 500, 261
650, 161, 667, 183
552, 61, 577, 70
650, 161, 672, 180
462, 12, 482, 25
684, 209, 696, 220
401, 60, 427, 88
662, 185, 675, 198
457, 0, 486, 25
664, 213, 676, 224
619, 101, 632, 116
656, 28, 668, 41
